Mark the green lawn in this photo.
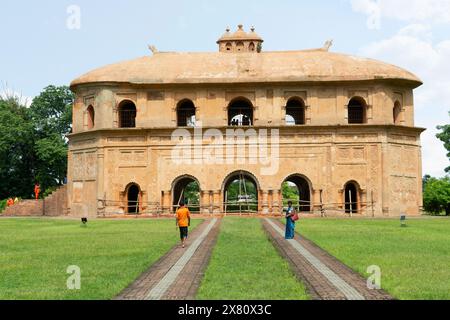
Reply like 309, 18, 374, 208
0, 218, 201, 300
295, 218, 450, 300
197, 217, 309, 300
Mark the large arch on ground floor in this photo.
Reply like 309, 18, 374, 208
222, 170, 260, 214
172, 175, 201, 213
281, 174, 312, 212
344, 180, 361, 214
124, 182, 141, 214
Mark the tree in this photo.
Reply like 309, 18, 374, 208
0, 85, 73, 199
436, 111, 450, 173
423, 177, 450, 216
30, 86, 74, 193
0, 96, 35, 199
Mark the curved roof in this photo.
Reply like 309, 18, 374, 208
71, 49, 422, 89
217, 25, 263, 43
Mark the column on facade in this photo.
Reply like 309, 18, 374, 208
201, 191, 211, 214
261, 190, 269, 214
213, 190, 222, 214
162, 190, 172, 214
97, 150, 105, 216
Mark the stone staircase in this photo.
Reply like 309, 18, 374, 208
3, 185, 67, 217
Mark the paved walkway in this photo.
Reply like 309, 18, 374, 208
263, 218, 393, 300
115, 218, 221, 300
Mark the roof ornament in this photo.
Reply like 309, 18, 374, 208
322, 39, 333, 52
148, 45, 158, 54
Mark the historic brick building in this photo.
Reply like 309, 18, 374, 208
68, 25, 424, 217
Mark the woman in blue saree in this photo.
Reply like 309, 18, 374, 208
285, 201, 296, 239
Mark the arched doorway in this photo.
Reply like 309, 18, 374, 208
282, 175, 312, 212
126, 183, 141, 214
285, 98, 306, 125
177, 99, 196, 127
172, 176, 201, 213
393, 101, 402, 124
348, 97, 367, 124
87, 105, 95, 130
223, 171, 259, 214
118, 100, 137, 128
344, 182, 359, 214
228, 98, 253, 126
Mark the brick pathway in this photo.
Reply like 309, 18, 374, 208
115, 218, 221, 300
263, 218, 393, 300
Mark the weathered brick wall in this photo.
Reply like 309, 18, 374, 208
3, 186, 67, 217
3, 200, 44, 216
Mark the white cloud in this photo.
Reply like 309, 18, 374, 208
359, 24, 450, 177
351, 0, 450, 26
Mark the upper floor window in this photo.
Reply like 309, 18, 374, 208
119, 100, 136, 128
236, 41, 244, 52
87, 105, 95, 130
393, 101, 402, 124
228, 98, 253, 126
348, 97, 367, 124
249, 42, 255, 52
177, 99, 196, 127
225, 42, 232, 51
285, 98, 306, 125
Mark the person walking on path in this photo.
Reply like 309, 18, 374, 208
176, 202, 191, 248
34, 183, 40, 200
285, 201, 297, 239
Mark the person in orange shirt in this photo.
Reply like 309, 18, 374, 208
176, 202, 191, 248
34, 183, 40, 200
7, 198, 14, 207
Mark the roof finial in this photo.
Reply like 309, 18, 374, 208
148, 45, 158, 54
251, 26, 255, 32
322, 39, 333, 52
238, 24, 244, 30
226, 26, 230, 33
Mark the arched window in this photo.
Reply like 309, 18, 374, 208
285, 98, 306, 125
177, 100, 196, 127
393, 101, 402, 124
228, 98, 253, 126
87, 105, 95, 130
236, 41, 244, 52
249, 42, 255, 52
344, 182, 359, 214
225, 42, 232, 51
348, 97, 367, 124
118, 100, 137, 128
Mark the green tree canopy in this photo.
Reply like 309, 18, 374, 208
436, 111, 450, 173
423, 177, 450, 216
0, 85, 73, 199
0, 96, 35, 198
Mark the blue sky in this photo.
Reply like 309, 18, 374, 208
1, 0, 449, 176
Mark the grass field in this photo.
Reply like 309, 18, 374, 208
0, 218, 202, 300
197, 217, 309, 300
295, 218, 450, 300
